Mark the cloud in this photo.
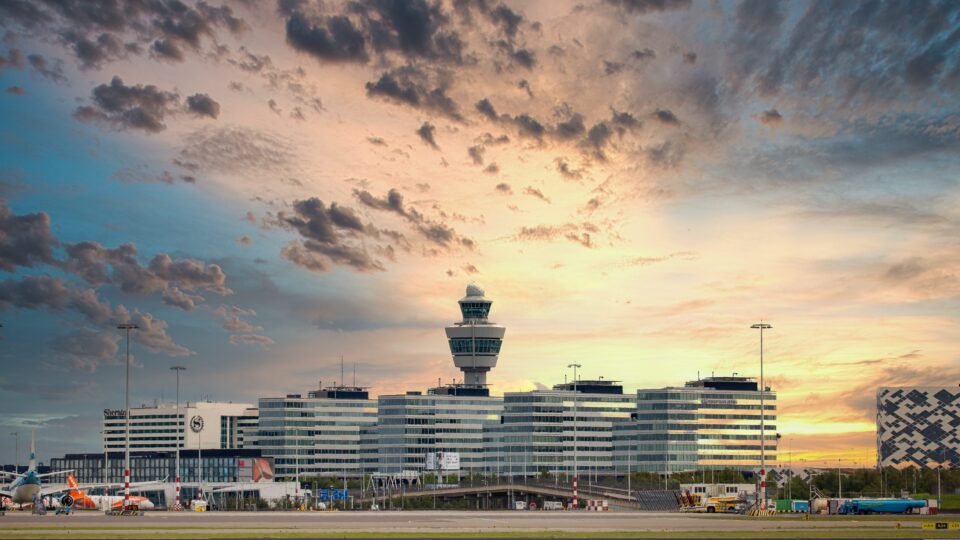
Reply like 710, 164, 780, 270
483, 162, 499, 174
161, 286, 203, 311
0, 200, 59, 272
353, 188, 472, 249
514, 223, 596, 248
5, 86, 24, 95
0, 48, 23, 69
50, 330, 120, 373
215, 304, 263, 333
278, 197, 385, 273
495, 182, 512, 194
653, 109, 680, 125
74, 76, 193, 133
180, 126, 294, 174
468, 145, 485, 164
416, 121, 439, 148
605, 0, 693, 14
523, 186, 551, 203
758, 108, 783, 124
285, 12, 367, 63
229, 334, 274, 347
186, 93, 220, 119
27, 54, 66, 82
365, 65, 463, 121
683, 52, 697, 64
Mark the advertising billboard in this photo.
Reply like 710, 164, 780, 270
425, 451, 460, 471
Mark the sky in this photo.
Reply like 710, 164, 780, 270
0, 0, 958, 468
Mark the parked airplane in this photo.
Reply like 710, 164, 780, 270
0, 433, 71, 507
1, 432, 162, 510
64, 474, 155, 510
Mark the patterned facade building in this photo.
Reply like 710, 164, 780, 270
877, 386, 960, 469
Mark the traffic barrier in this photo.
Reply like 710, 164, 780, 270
585, 499, 608, 512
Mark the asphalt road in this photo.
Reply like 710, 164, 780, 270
0, 509, 941, 535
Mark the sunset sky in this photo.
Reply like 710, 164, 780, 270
1, 0, 958, 467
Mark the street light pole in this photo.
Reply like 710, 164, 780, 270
117, 322, 139, 511
11, 432, 18, 474
171, 366, 186, 510
567, 363, 581, 510
751, 322, 772, 512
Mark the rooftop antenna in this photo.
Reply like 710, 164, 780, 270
340, 355, 344, 388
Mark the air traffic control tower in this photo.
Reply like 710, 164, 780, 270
444, 283, 505, 387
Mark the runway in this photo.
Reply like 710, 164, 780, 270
0, 510, 955, 538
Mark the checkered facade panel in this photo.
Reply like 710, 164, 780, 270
877, 387, 960, 468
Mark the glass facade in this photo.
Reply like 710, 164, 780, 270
249, 389, 377, 478
615, 378, 778, 473
459, 302, 491, 320
50, 449, 265, 485
448, 338, 502, 354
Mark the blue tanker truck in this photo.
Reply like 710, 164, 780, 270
837, 498, 927, 515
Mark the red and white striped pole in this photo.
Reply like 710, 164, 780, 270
572, 476, 578, 510
124, 467, 130, 508
759, 468, 766, 511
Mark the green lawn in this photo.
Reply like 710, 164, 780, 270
909, 493, 960, 511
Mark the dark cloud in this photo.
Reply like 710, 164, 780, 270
50, 331, 120, 372
7, 0, 246, 70
416, 121, 439, 148
554, 113, 586, 140
510, 47, 536, 69
555, 158, 583, 180
523, 186, 550, 203
495, 182, 512, 194
285, 12, 368, 63
467, 145, 484, 164
653, 108, 680, 125
483, 162, 499, 174
279, 197, 384, 273
5, 86, 25, 95
74, 76, 180, 132
367, 136, 387, 146
61, 241, 231, 303
0, 200, 58, 272
475, 98, 499, 121
186, 93, 220, 119
284, 0, 467, 65
759, 108, 783, 124
604, 60, 624, 75
151, 38, 184, 61
27, 54, 66, 82
645, 140, 684, 167
683, 52, 697, 64
365, 66, 462, 121
605, 0, 692, 14
631, 48, 656, 61
488, 4, 523, 38
0, 48, 23, 69
353, 188, 472, 249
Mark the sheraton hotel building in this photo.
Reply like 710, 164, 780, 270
64, 284, 777, 483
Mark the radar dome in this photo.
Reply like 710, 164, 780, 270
465, 282, 485, 297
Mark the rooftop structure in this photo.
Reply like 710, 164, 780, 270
444, 283, 505, 388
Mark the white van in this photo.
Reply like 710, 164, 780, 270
543, 501, 564, 511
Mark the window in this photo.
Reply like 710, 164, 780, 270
448, 338, 502, 354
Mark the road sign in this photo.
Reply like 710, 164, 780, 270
922, 522, 960, 530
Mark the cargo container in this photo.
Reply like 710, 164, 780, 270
837, 498, 927, 515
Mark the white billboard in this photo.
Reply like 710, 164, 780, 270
425, 451, 460, 471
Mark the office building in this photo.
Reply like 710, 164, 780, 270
250, 383, 377, 479
877, 386, 960, 468
377, 385, 503, 475
616, 376, 777, 473
103, 401, 258, 453
499, 379, 636, 477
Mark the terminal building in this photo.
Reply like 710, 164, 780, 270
877, 386, 960, 469
614, 376, 777, 474
249, 383, 377, 478
498, 379, 635, 478
103, 401, 258, 453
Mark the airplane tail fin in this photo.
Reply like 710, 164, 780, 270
28, 431, 36, 471
67, 474, 83, 497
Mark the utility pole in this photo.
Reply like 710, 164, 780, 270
10, 431, 18, 475
568, 363, 581, 510
117, 322, 139, 511
751, 322, 772, 511
171, 366, 186, 510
